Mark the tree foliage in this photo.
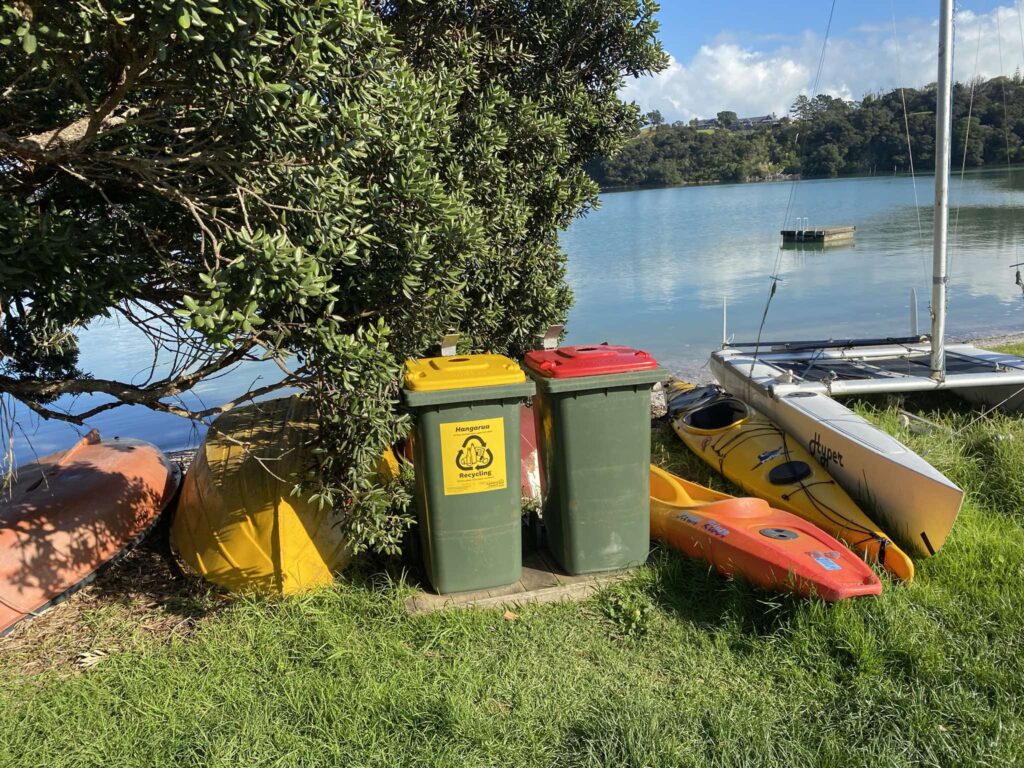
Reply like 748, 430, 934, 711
0, 0, 664, 552
590, 75, 1024, 188
715, 110, 737, 128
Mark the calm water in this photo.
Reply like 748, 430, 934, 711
562, 167, 1024, 375
9, 167, 1024, 462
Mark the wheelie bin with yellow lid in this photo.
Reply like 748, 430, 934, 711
523, 343, 666, 575
403, 353, 535, 593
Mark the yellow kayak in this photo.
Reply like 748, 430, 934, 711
667, 381, 914, 583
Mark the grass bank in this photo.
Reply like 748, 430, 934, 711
3, 367, 1024, 766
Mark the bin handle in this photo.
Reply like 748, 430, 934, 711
441, 331, 460, 357
538, 324, 564, 351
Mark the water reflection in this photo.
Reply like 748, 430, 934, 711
562, 167, 1024, 377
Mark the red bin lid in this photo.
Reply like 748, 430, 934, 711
523, 343, 659, 378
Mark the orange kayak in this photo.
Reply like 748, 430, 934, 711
0, 431, 180, 635
650, 465, 881, 601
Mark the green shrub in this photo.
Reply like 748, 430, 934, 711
0, 0, 664, 552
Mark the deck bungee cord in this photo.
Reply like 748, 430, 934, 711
667, 384, 908, 575
697, 411, 891, 557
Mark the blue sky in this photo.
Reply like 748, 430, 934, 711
655, 1, 1006, 60
627, 1, 1024, 121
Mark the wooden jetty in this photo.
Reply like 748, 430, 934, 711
780, 225, 855, 244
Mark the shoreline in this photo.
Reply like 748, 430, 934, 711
598, 162, 1024, 196
964, 332, 1024, 348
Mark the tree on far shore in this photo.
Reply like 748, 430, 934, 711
716, 110, 738, 128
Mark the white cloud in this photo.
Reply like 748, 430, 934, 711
621, 45, 810, 122
624, 5, 1024, 123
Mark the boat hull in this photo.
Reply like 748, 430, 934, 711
0, 432, 180, 635
650, 466, 882, 601
668, 381, 914, 582
711, 350, 963, 557
172, 397, 352, 595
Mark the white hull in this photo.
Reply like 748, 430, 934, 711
706, 340, 1024, 411
711, 349, 964, 557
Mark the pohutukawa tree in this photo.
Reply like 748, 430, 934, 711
0, 0, 664, 552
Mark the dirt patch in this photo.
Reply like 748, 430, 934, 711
0, 529, 225, 677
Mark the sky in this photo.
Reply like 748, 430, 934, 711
624, 1, 1024, 122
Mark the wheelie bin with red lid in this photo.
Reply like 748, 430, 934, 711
523, 343, 666, 574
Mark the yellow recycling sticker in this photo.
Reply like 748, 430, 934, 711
439, 417, 507, 496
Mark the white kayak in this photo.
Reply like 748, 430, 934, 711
710, 349, 964, 557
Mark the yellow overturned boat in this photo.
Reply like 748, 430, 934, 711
172, 396, 397, 594
666, 380, 914, 583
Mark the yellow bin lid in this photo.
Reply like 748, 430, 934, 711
404, 354, 526, 392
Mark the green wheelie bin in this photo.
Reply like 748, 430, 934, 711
403, 353, 535, 593
523, 343, 666, 575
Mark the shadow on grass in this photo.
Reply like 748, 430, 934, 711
638, 546, 806, 640
553, 708, 684, 768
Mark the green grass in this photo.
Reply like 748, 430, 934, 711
990, 341, 1024, 358
4, 374, 1024, 766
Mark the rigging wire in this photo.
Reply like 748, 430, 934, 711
997, 7, 1014, 176
891, 0, 930, 287
1015, 0, 1024, 287
995, 3, 1022, 292
951, 12, 984, 284
1019, 0, 1024, 70
748, 0, 837, 375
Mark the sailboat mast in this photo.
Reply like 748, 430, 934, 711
930, 0, 954, 380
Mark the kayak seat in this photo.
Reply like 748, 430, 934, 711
684, 399, 747, 430
666, 384, 721, 416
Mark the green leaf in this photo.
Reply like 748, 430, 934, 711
178, 11, 191, 29
21, 32, 36, 54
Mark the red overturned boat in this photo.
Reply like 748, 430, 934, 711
0, 431, 180, 635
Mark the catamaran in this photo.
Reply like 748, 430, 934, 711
710, 0, 1024, 556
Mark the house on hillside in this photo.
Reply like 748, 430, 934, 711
692, 113, 781, 131
735, 114, 780, 130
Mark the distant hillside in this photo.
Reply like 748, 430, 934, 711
589, 76, 1024, 188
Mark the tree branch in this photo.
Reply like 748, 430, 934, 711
11, 375, 300, 426
0, 53, 151, 164
0, 341, 258, 408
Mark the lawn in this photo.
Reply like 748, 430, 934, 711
3, 373, 1024, 766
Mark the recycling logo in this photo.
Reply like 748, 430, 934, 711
455, 435, 494, 471
439, 418, 508, 495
